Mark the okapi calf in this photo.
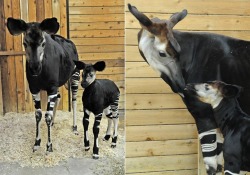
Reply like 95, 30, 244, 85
184, 81, 250, 175
7, 17, 80, 153
74, 60, 120, 159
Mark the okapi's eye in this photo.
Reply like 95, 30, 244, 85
159, 51, 166, 57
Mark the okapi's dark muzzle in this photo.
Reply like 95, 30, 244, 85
81, 80, 89, 88
29, 62, 42, 76
184, 84, 197, 96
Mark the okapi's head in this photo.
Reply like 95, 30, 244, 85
7, 18, 59, 76
74, 60, 106, 88
184, 81, 242, 108
128, 4, 187, 93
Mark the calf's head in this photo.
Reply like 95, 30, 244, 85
74, 61, 106, 88
7, 17, 59, 76
184, 81, 242, 108
128, 4, 187, 93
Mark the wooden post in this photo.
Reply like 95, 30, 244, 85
4, 0, 18, 113
13, 0, 26, 113
0, 0, 6, 114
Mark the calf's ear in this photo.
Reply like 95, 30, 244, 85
73, 61, 86, 70
222, 84, 242, 98
40, 18, 59, 34
7, 18, 27, 35
93, 61, 106, 71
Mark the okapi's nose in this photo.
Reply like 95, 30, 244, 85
29, 62, 42, 76
81, 80, 89, 88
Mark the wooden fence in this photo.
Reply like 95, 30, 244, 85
125, 0, 250, 174
0, 0, 124, 114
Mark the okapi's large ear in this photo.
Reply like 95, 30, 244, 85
128, 4, 152, 27
169, 9, 188, 29
93, 61, 106, 72
167, 32, 181, 53
73, 60, 86, 70
7, 18, 27, 35
40, 18, 59, 34
221, 84, 242, 98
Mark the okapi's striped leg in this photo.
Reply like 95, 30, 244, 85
103, 106, 112, 141
110, 94, 120, 148
51, 93, 61, 126
83, 108, 90, 151
92, 112, 103, 159
45, 93, 58, 152
199, 129, 219, 175
32, 92, 42, 152
71, 70, 80, 135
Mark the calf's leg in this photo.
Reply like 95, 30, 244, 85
223, 139, 241, 175
103, 106, 112, 141
92, 112, 102, 159
216, 129, 224, 174
32, 92, 42, 152
83, 108, 90, 151
110, 94, 120, 148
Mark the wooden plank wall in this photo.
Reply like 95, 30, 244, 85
125, 0, 250, 174
0, 0, 67, 113
68, 0, 125, 112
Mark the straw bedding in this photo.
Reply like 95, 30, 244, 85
0, 111, 125, 174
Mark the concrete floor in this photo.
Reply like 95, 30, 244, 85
0, 158, 98, 175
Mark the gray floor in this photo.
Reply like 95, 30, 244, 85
0, 158, 99, 175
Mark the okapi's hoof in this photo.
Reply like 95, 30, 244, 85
46, 143, 53, 153
111, 136, 117, 148
111, 143, 117, 148
102, 135, 111, 141
85, 146, 90, 151
92, 154, 99, 159
84, 140, 90, 151
217, 164, 223, 172
72, 125, 78, 135
33, 139, 41, 152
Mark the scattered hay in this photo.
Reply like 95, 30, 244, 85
0, 111, 125, 174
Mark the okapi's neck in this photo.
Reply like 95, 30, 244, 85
213, 98, 241, 136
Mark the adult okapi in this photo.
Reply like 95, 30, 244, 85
128, 4, 250, 175
6, 17, 80, 153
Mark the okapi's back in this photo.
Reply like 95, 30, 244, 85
45, 34, 79, 86
51, 34, 78, 61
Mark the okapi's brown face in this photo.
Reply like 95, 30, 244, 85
185, 81, 242, 108
128, 4, 187, 93
7, 18, 59, 76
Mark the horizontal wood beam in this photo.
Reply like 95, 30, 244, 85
0, 51, 25, 56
